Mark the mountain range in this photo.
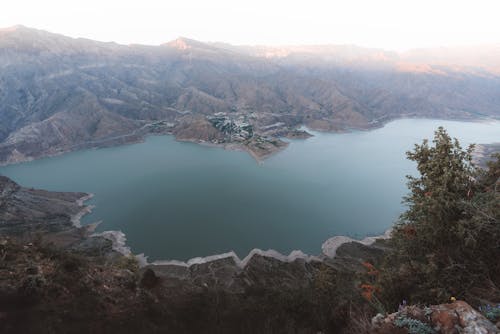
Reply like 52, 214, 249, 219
1, 25, 499, 164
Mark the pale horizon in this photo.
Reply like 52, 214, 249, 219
1, 0, 500, 52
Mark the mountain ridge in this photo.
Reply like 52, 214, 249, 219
0, 26, 499, 165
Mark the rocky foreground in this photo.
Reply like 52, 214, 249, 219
371, 301, 499, 333
1, 176, 499, 333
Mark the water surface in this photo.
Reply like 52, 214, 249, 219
1, 119, 498, 260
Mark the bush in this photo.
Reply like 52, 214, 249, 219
394, 315, 436, 334
479, 304, 500, 322
114, 254, 140, 272
380, 128, 500, 306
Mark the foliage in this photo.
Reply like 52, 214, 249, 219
114, 254, 140, 273
394, 315, 436, 334
479, 304, 500, 322
380, 127, 500, 306
313, 263, 366, 331
358, 262, 385, 314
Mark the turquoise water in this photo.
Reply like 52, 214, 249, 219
1, 119, 498, 260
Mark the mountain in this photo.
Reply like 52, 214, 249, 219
1, 26, 499, 164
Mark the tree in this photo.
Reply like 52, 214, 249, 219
380, 127, 500, 305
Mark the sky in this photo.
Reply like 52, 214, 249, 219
1, 0, 499, 51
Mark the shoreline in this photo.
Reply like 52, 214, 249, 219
152, 249, 322, 269
174, 136, 290, 163
72, 191, 392, 268
1, 115, 498, 167
149, 228, 393, 269
71, 193, 148, 263
70, 193, 95, 228
321, 228, 393, 258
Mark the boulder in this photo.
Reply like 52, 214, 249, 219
371, 301, 498, 334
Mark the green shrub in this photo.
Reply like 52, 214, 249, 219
394, 315, 436, 334
114, 254, 140, 272
380, 128, 500, 306
479, 304, 500, 322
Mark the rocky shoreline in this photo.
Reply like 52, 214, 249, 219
0, 174, 390, 269
2, 115, 499, 167
73, 187, 392, 269
0, 176, 120, 258
0, 116, 297, 166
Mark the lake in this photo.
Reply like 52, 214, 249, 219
1, 119, 499, 261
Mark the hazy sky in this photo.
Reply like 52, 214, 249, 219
1, 0, 499, 50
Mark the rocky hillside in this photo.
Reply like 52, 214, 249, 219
1, 26, 499, 164
0, 175, 120, 256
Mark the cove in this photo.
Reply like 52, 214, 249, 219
1, 119, 499, 261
